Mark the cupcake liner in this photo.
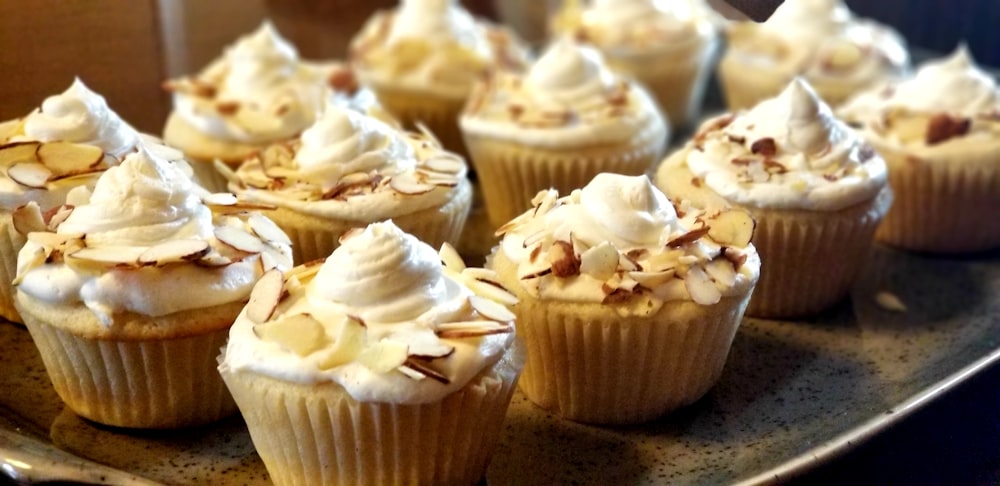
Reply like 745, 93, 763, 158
369, 86, 469, 158
0, 213, 26, 323
874, 143, 1000, 253
745, 187, 892, 318
220, 345, 523, 486
454, 178, 497, 263
267, 180, 472, 264
464, 126, 665, 230
19, 308, 236, 429
491, 251, 751, 425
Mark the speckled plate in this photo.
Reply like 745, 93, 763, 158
0, 245, 998, 485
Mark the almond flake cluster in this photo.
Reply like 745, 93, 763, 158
219, 130, 464, 201
496, 189, 755, 312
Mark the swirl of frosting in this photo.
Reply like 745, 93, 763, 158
525, 39, 612, 108
574, 0, 707, 50
57, 148, 213, 247
293, 104, 413, 180
220, 220, 516, 404
843, 46, 1000, 118
685, 78, 886, 210
170, 22, 330, 143
22, 78, 139, 157
763, 0, 851, 45
387, 0, 490, 57
545, 173, 680, 251
310, 222, 451, 323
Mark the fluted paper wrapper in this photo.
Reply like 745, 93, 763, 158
266, 180, 471, 265
0, 212, 25, 323
464, 131, 664, 230
492, 251, 751, 425
220, 346, 523, 486
873, 143, 1000, 253
745, 187, 892, 318
371, 86, 469, 158
20, 314, 235, 429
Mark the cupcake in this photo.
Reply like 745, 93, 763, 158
655, 78, 891, 318
460, 38, 670, 231
838, 47, 1000, 253
718, 0, 909, 110
550, 0, 721, 128
13, 147, 293, 428
163, 22, 352, 191
490, 173, 759, 424
219, 221, 523, 486
348, 0, 531, 156
0, 79, 164, 323
220, 101, 472, 265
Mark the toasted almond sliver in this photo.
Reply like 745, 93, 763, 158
469, 295, 516, 322
422, 155, 464, 174
7, 162, 53, 188
215, 225, 266, 253
11, 202, 46, 235
203, 192, 239, 207
436, 320, 513, 338
35, 141, 104, 175
248, 213, 292, 246
439, 242, 466, 272
685, 266, 721, 306
388, 171, 435, 195
246, 269, 284, 324
402, 358, 450, 384
875, 291, 907, 312
138, 239, 211, 266
0, 141, 40, 166
68, 245, 146, 266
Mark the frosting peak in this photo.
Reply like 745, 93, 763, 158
389, 0, 484, 52
573, 173, 679, 249
293, 103, 412, 178
888, 46, 998, 115
22, 79, 139, 157
731, 78, 838, 157
223, 22, 299, 93
311, 222, 448, 322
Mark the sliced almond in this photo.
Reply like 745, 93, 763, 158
35, 142, 104, 174
875, 291, 907, 312
203, 192, 239, 207
388, 171, 435, 195
439, 242, 466, 272
43, 205, 74, 231
469, 295, 516, 322
194, 251, 235, 268
707, 209, 755, 248
401, 358, 450, 384
421, 155, 465, 174
705, 258, 737, 287
215, 225, 266, 253
7, 162, 53, 188
248, 213, 292, 246
357, 339, 409, 373
0, 141, 40, 166
628, 269, 676, 288
254, 313, 325, 356
246, 269, 285, 324
548, 240, 580, 278
436, 320, 513, 338
685, 266, 721, 305
259, 245, 291, 272
667, 225, 711, 248
11, 202, 46, 235
316, 315, 367, 369
27, 231, 79, 249
67, 245, 146, 266
579, 242, 619, 281
13, 245, 46, 285
285, 258, 325, 281
138, 239, 211, 266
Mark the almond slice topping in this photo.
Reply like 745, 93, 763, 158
706, 209, 755, 248
401, 358, 450, 384
11, 202, 46, 235
138, 239, 211, 266
469, 295, 516, 322
215, 225, 266, 253
35, 142, 104, 174
68, 246, 146, 266
248, 213, 292, 246
421, 155, 464, 174
388, 171, 436, 195
438, 242, 466, 272
7, 162, 53, 188
436, 320, 513, 338
246, 269, 284, 324
0, 141, 41, 166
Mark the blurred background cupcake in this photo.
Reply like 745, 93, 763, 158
221, 100, 471, 264
460, 38, 669, 232
550, 0, 721, 129
718, 0, 910, 110
163, 22, 347, 191
656, 78, 891, 318
839, 46, 1000, 253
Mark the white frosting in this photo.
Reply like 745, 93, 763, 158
231, 104, 464, 221
350, 0, 527, 100
841, 46, 1000, 119
220, 221, 515, 404
20, 79, 140, 158
499, 174, 759, 309
460, 39, 668, 148
170, 22, 333, 143
16, 148, 291, 323
685, 79, 887, 211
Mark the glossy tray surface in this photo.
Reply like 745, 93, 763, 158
1, 245, 997, 485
